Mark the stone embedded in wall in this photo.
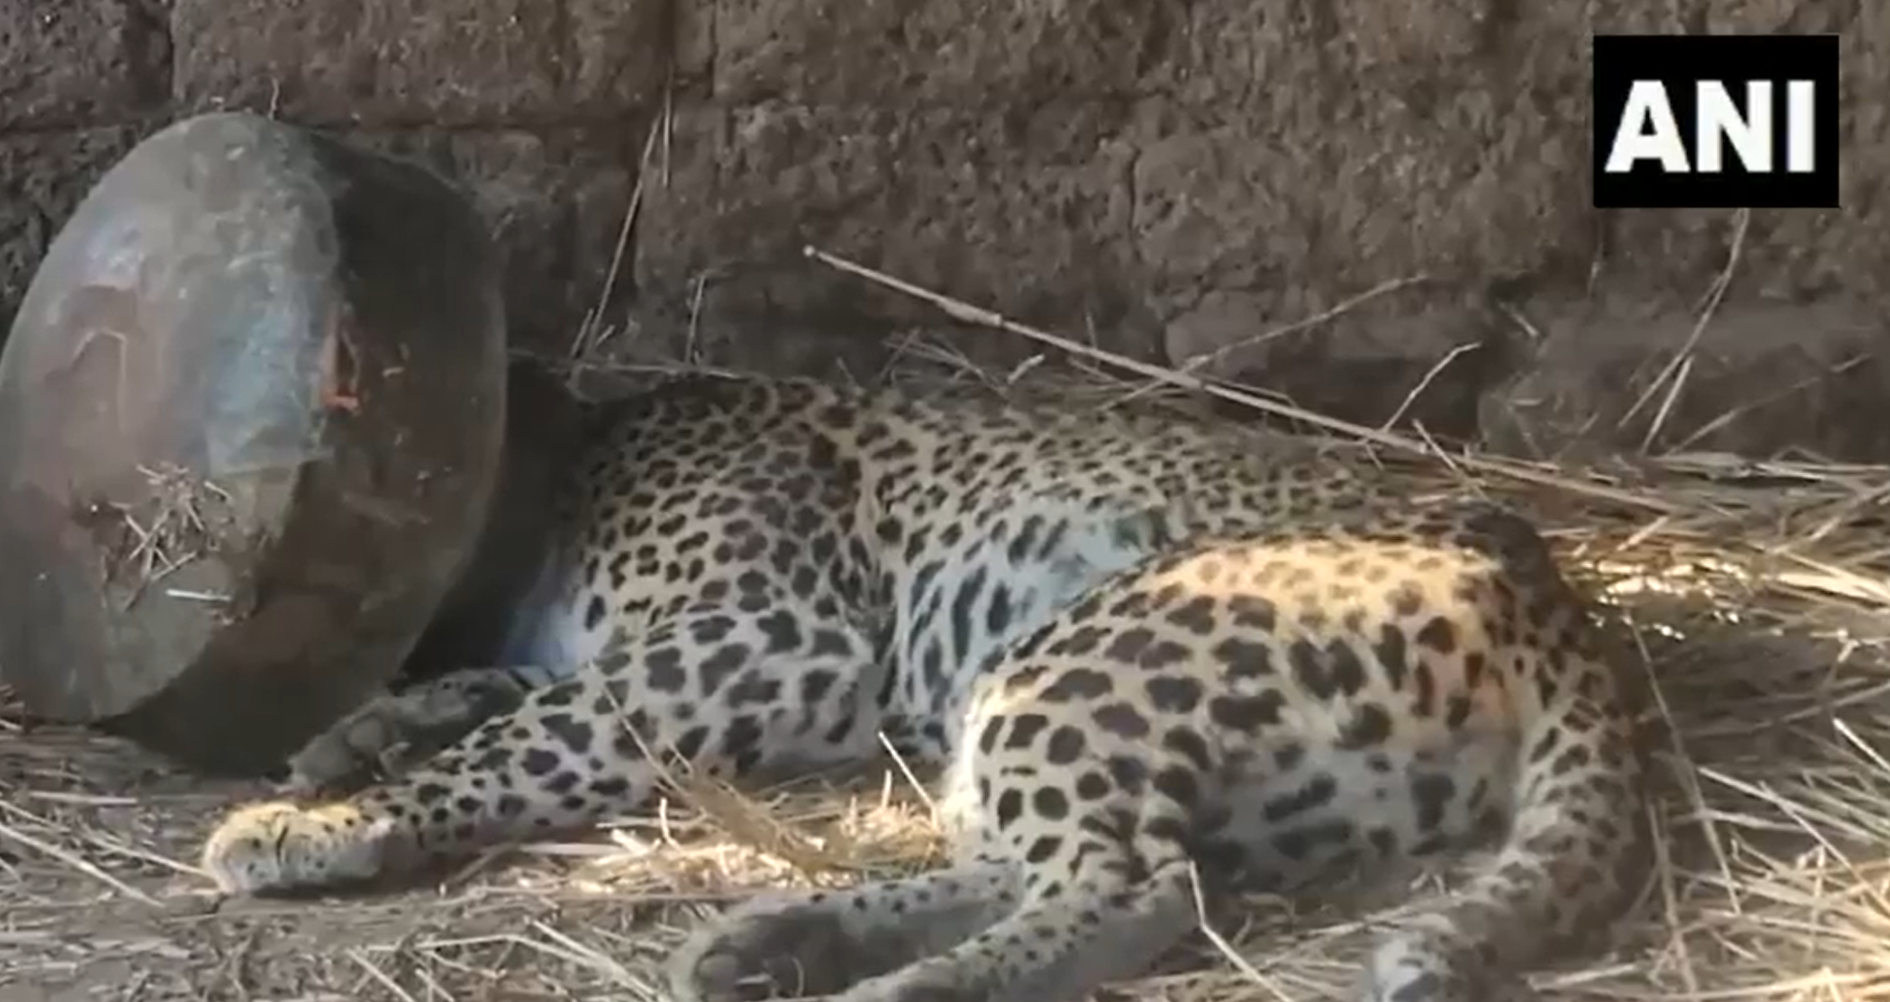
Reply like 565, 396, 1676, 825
634, 101, 1143, 345
0, 0, 170, 128
568, 0, 704, 116
171, 0, 673, 126
349, 128, 639, 352
713, 0, 1172, 106
1158, 0, 1690, 115
1128, 46, 1593, 310
0, 129, 145, 337
1162, 286, 1501, 443
1157, 277, 1890, 466
1480, 292, 1890, 464
1130, 125, 1322, 301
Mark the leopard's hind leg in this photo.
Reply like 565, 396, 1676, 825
1357, 664, 1649, 1002
670, 863, 1019, 1002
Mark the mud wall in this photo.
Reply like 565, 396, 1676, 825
3, 0, 1885, 461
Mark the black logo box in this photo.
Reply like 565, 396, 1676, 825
1591, 34, 1840, 210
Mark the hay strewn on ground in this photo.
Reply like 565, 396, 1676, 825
6, 258, 1890, 1002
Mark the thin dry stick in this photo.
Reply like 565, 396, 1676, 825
1381, 341, 1481, 432
524, 920, 652, 990
347, 949, 422, 1002
802, 244, 1683, 515
606, 681, 846, 877
1186, 863, 1298, 1002
1180, 274, 1432, 374
0, 809, 160, 906
569, 100, 670, 366
1647, 800, 1703, 999
875, 731, 941, 824
1640, 353, 1697, 454
1670, 354, 1872, 456
1618, 206, 1752, 436
1109, 277, 1431, 412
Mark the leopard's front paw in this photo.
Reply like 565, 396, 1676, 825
199, 801, 392, 895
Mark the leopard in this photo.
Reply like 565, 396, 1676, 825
196, 371, 1649, 1002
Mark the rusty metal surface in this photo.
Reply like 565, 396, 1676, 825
0, 112, 506, 775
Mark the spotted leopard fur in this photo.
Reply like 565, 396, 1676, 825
199, 373, 1648, 1002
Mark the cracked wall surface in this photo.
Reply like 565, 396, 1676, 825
2, 0, 1886, 460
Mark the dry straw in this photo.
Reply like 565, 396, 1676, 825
5, 246, 1890, 1000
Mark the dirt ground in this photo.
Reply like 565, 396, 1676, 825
0, 711, 959, 1002
1, 714, 719, 1002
